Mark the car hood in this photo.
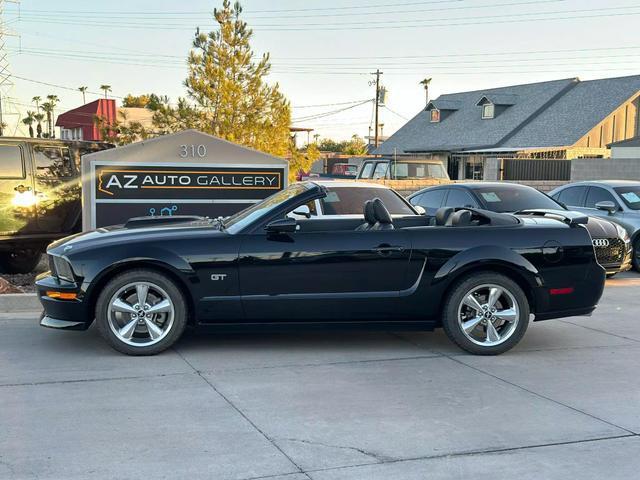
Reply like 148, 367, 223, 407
582, 215, 619, 239
48, 218, 224, 255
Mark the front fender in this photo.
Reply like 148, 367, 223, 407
433, 245, 542, 288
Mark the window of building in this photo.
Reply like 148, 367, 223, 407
430, 109, 440, 123
0, 145, 24, 178
482, 103, 495, 119
33, 146, 74, 178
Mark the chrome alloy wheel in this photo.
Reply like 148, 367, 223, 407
456, 283, 520, 347
107, 282, 175, 347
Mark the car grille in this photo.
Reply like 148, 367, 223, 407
593, 237, 625, 266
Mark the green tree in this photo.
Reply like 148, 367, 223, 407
22, 111, 36, 138
184, 0, 292, 158
342, 135, 368, 155
44, 95, 60, 138
34, 113, 45, 138
122, 94, 151, 108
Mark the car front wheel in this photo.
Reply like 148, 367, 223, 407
633, 238, 640, 272
442, 272, 530, 355
96, 269, 187, 355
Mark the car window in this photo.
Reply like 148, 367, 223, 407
33, 146, 74, 178
585, 187, 618, 209
372, 162, 388, 179
410, 189, 446, 215
614, 186, 640, 210
555, 186, 586, 207
0, 145, 24, 178
443, 189, 477, 208
389, 162, 448, 180
359, 162, 374, 179
473, 186, 562, 213
321, 187, 414, 215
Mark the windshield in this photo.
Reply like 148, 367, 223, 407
614, 186, 640, 210
474, 186, 564, 213
224, 183, 310, 233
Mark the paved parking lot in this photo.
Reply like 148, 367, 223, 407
1, 273, 639, 480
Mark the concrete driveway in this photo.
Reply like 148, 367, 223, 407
1, 273, 639, 479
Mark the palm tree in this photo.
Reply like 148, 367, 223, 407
419, 78, 432, 107
41, 102, 53, 138
22, 111, 36, 138
46, 95, 60, 138
32, 96, 41, 113
34, 113, 45, 138
100, 84, 112, 99
78, 86, 88, 104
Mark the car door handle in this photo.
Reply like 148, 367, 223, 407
14, 185, 31, 193
373, 245, 405, 255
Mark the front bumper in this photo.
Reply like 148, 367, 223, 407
35, 272, 92, 329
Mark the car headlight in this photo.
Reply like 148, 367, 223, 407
51, 255, 75, 282
615, 224, 630, 244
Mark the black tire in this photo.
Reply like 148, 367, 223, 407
95, 269, 187, 356
0, 250, 42, 274
633, 237, 640, 272
442, 272, 530, 355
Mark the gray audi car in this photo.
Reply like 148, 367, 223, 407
408, 182, 633, 276
549, 180, 640, 271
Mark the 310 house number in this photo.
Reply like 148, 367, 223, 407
179, 144, 207, 158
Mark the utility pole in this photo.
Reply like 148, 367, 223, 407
0, 0, 20, 136
370, 69, 383, 149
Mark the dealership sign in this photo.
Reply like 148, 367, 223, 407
87, 163, 286, 228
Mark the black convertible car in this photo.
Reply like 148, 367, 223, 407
37, 182, 605, 356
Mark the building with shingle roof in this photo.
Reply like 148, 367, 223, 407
375, 75, 640, 180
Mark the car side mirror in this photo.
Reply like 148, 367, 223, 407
266, 217, 297, 234
595, 201, 617, 214
292, 204, 311, 218
413, 205, 427, 215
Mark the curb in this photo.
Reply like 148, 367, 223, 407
0, 293, 40, 313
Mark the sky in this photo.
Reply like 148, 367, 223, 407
3, 0, 640, 141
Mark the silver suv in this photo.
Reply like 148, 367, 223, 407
550, 180, 640, 271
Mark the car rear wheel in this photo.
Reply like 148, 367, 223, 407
442, 272, 529, 355
96, 269, 187, 355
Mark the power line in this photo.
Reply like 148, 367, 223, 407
292, 99, 373, 123
11, 74, 124, 99
383, 105, 409, 121
292, 98, 374, 109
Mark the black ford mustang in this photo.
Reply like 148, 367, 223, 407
37, 182, 605, 356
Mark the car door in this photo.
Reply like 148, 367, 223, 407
0, 143, 37, 236
32, 145, 80, 233
238, 221, 412, 321
583, 186, 621, 220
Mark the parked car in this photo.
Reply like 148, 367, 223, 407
356, 158, 450, 181
0, 137, 113, 273
38, 181, 605, 356
549, 181, 640, 271
330, 163, 358, 177
408, 182, 633, 277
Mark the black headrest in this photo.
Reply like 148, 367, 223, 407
363, 200, 376, 225
448, 209, 473, 227
372, 198, 392, 224
435, 207, 455, 226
